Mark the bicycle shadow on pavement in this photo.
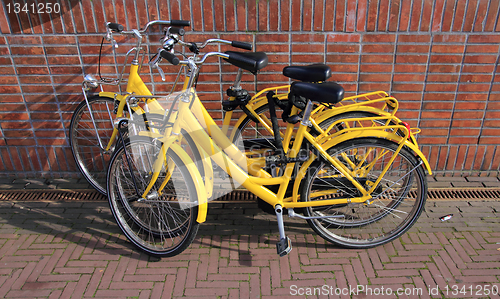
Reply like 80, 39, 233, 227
0, 201, 143, 259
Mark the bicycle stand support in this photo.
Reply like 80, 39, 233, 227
275, 204, 292, 257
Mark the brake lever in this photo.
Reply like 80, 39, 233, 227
149, 53, 166, 81
155, 64, 166, 81
105, 28, 119, 49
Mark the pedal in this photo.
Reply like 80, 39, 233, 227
276, 236, 292, 257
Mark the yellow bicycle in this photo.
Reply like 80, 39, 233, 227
69, 20, 428, 197
104, 28, 432, 257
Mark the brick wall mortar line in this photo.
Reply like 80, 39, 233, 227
301, 0, 305, 31
416, 32, 433, 131
417, 0, 425, 31
462, 144, 470, 173
68, 0, 79, 34
3, 34, 37, 156
451, 144, 458, 171
323, 31, 327, 64
492, 0, 500, 31
448, 0, 458, 32
445, 33, 468, 145
355, 32, 361, 94
223, 0, 228, 32
396, 0, 404, 32
429, 0, 446, 32
407, 0, 415, 32
470, 144, 479, 173
211, 0, 216, 32
429, 0, 438, 33
231, 0, 238, 32
477, 35, 500, 143
245, 0, 248, 32
125, 0, 133, 30
0, 2, 12, 33
460, 0, 470, 32
41, 36, 68, 173
374, 0, 384, 32
25, 0, 36, 34
355, 0, 360, 32
335, 0, 339, 32
89, 1, 99, 34
386, 0, 393, 32
99, 0, 121, 77
321, 0, 326, 31
481, 0, 492, 32
77, 1, 88, 33
389, 34, 398, 94
277, 0, 282, 31
492, 146, 498, 172
470, 0, 482, 32
343, 0, 348, 32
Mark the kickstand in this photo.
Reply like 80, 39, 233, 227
275, 205, 292, 257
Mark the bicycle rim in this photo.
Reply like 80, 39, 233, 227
107, 137, 198, 257
69, 97, 119, 195
302, 138, 427, 249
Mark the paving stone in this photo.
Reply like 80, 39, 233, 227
466, 177, 500, 182
434, 177, 467, 182
428, 182, 453, 188
451, 182, 484, 188
56, 183, 91, 189
0, 184, 26, 189
483, 181, 500, 187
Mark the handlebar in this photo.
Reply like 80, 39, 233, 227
231, 41, 252, 51
182, 38, 252, 51
159, 49, 180, 66
107, 22, 124, 33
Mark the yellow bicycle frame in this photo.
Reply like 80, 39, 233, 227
142, 91, 430, 224
99, 61, 432, 224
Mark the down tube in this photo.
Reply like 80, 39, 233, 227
179, 112, 279, 205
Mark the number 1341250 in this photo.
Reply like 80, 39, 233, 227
6, 2, 61, 14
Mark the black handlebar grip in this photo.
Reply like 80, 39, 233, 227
170, 20, 190, 27
169, 27, 185, 36
160, 49, 180, 65
108, 22, 124, 32
231, 41, 252, 51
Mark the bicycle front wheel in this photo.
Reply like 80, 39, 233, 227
69, 96, 123, 195
107, 137, 199, 257
301, 138, 427, 249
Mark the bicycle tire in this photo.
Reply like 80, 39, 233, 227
300, 137, 427, 249
107, 136, 199, 257
69, 96, 122, 195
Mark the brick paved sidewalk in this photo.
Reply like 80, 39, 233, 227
0, 198, 498, 298
1, 175, 500, 190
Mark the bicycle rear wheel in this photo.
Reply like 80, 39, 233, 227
69, 96, 123, 195
301, 138, 427, 249
107, 137, 199, 257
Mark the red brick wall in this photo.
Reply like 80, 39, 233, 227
0, 0, 499, 178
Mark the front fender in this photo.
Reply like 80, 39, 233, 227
169, 143, 208, 223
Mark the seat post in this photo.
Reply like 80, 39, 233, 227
233, 68, 243, 89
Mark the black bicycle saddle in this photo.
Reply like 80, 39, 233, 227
224, 51, 268, 74
290, 81, 344, 104
283, 64, 332, 82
